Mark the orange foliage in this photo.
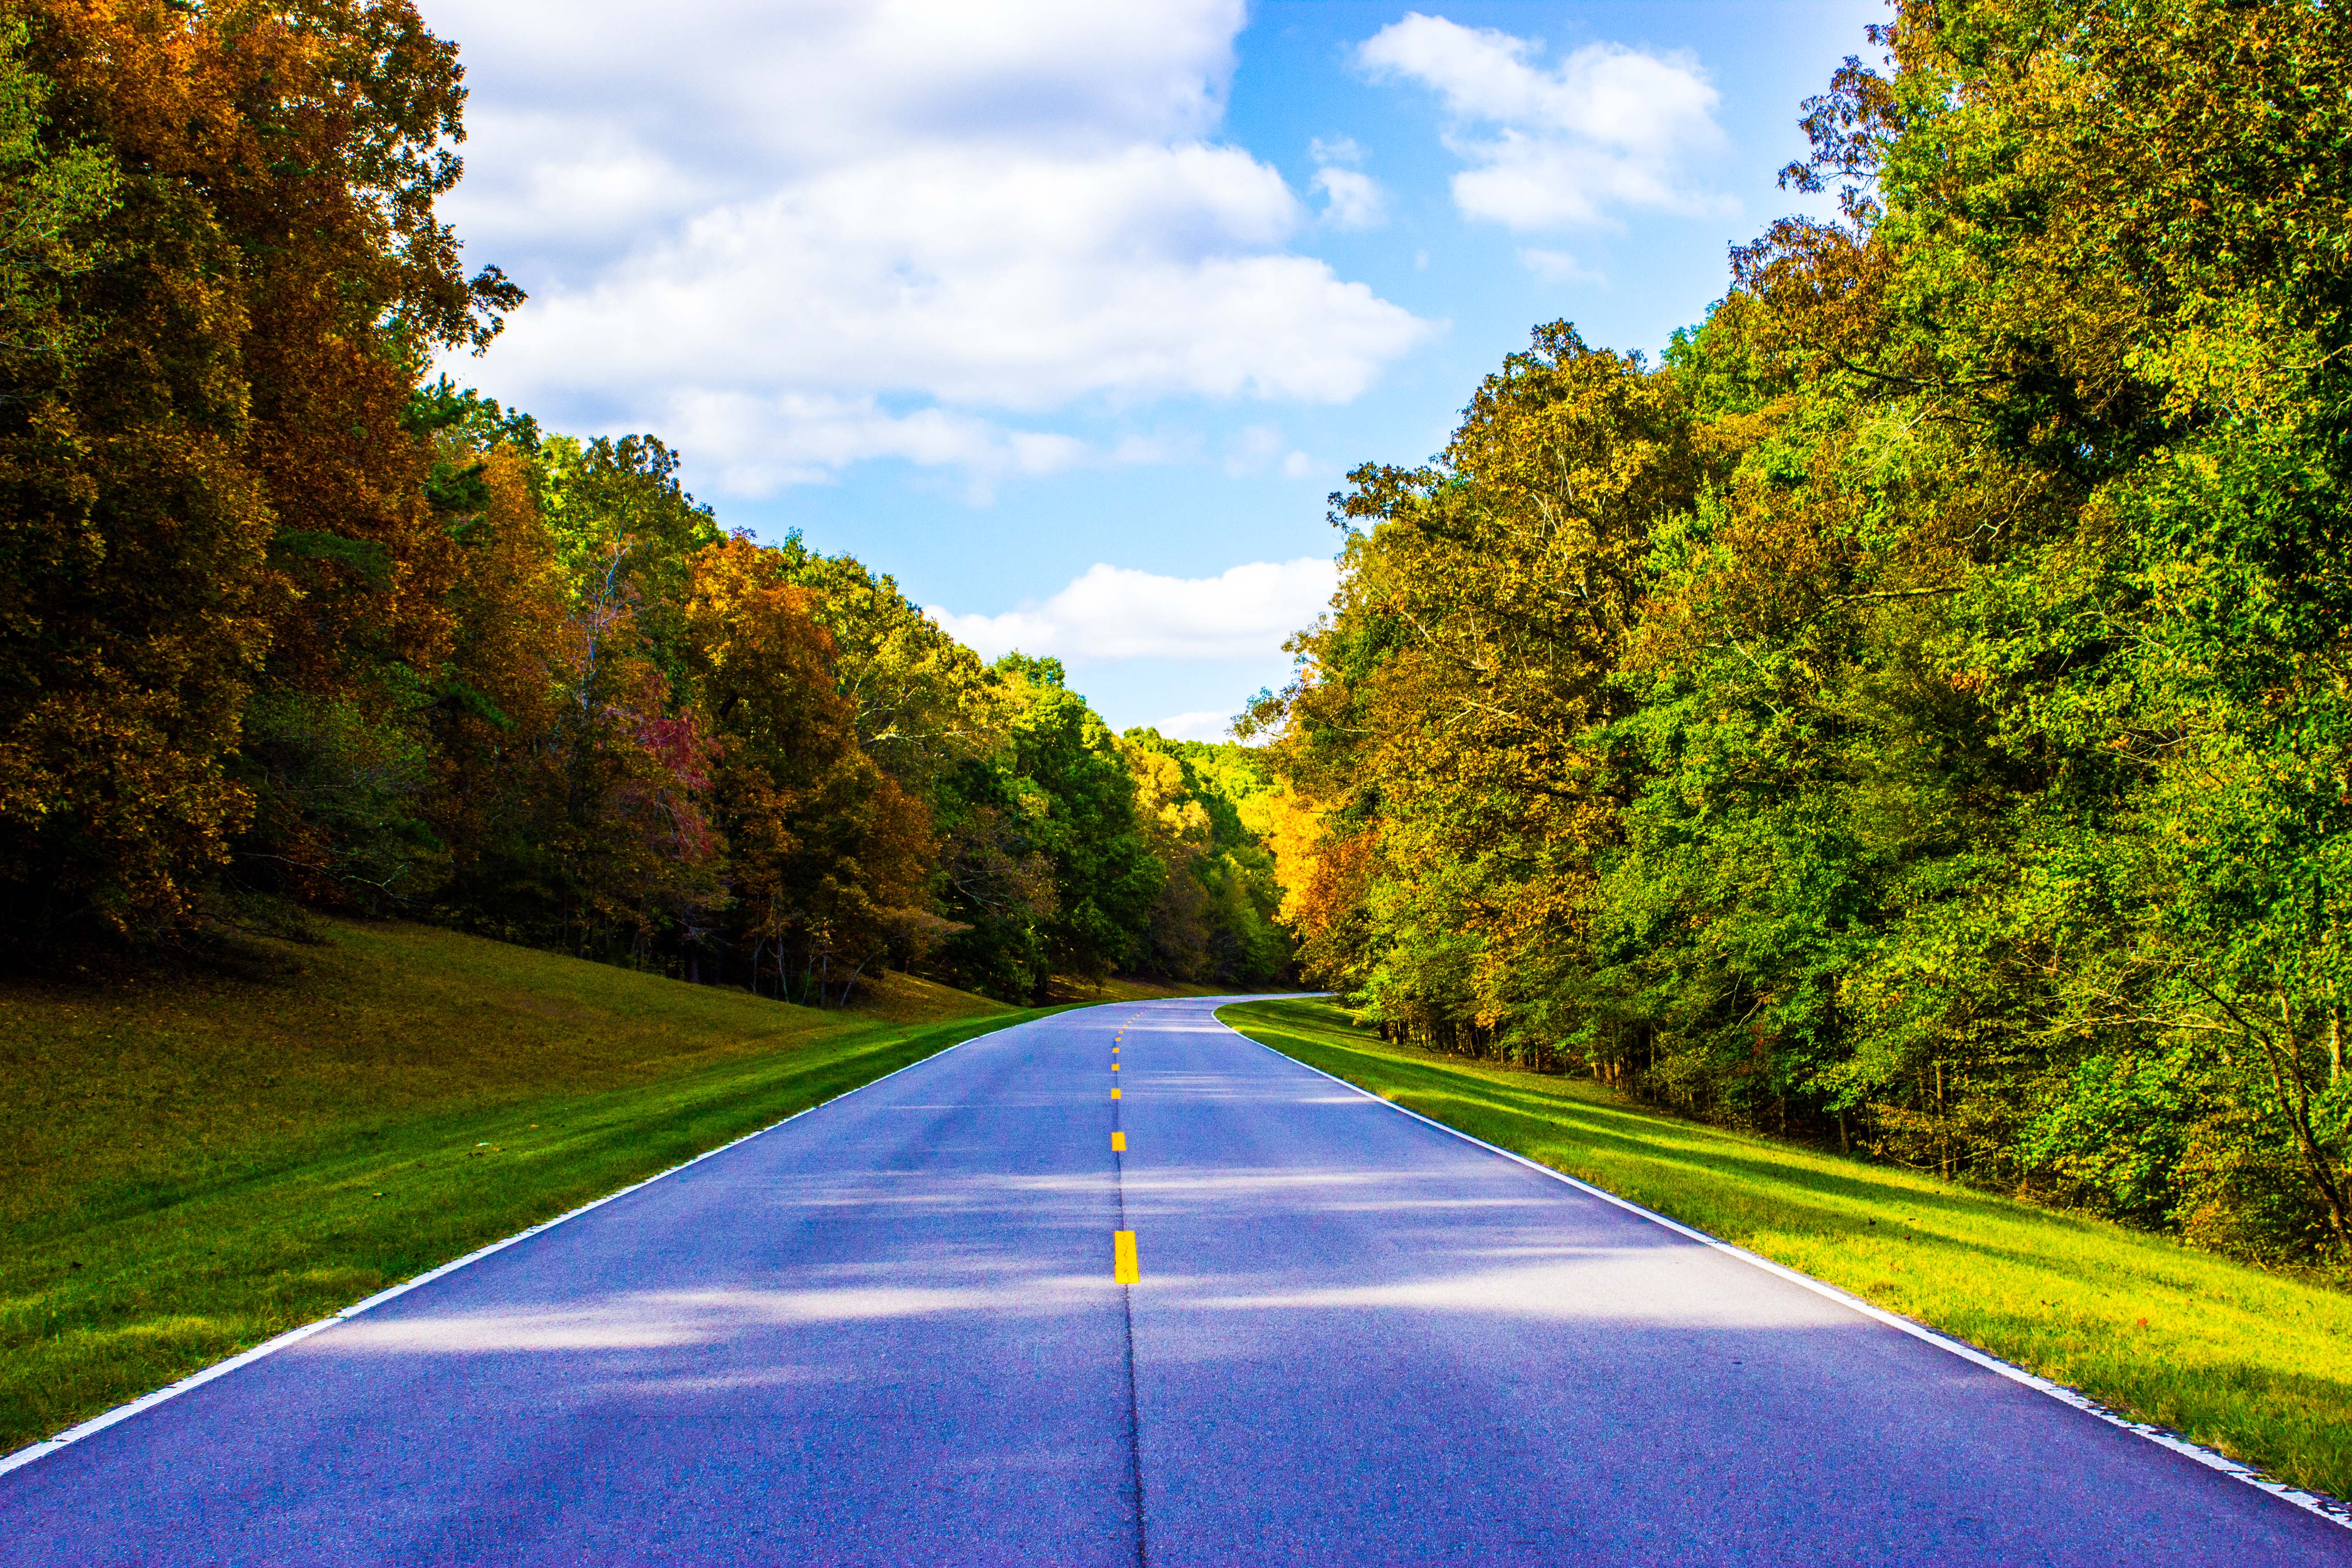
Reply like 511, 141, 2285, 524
0, 0, 513, 940
688, 537, 937, 1002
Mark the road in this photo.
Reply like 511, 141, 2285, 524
4, 997, 2346, 1565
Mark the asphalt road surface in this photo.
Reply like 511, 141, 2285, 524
5, 997, 2347, 1566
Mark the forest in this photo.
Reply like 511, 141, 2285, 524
0, 0, 1291, 1003
1252, 0, 2352, 1265
15, 0, 2351, 1271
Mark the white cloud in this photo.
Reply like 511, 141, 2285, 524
490, 144, 1419, 414
1308, 135, 1386, 229
1220, 424, 1317, 479
1313, 166, 1387, 230
657, 392, 1091, 502
441, 0, 1247, 191
433, 0, 1434, 495
1518, 247, 1602, 284
1357, 13, 1729, 230
1148, 711, 1239, 742
927, 557, 1338, 663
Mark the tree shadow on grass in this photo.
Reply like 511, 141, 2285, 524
1242, 1015, 2352, 1319
1281, 1035, 2352, 1460
1267, 1022, 2122, 1231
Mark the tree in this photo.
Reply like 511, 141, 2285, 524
0, 0, 515, 945
1254, 0, 2352, 1260
983, 655, 1160, 995
1259, 325, 1705, 1059
689, 535, 935, 1005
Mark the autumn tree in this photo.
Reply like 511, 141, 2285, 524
1258, 326, 1706, 1058
0, 5, 1296, 1030
1121, 729, 1291, 987
688, 536, 936, 1004
0, 0, 515, 945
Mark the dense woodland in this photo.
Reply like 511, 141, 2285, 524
0, 0, 1291, 1002
14, 0, 2352, 1269
1253, 0, 2352, 1262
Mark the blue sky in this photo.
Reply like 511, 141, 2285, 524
432, 1, 1884, 735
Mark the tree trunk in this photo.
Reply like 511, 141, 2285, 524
2260, 997, 2351, 1251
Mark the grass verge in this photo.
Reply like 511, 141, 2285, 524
1219, 997, 2352, 1504
1, 918, 1053, 1455
1052, 975, 1239, 1003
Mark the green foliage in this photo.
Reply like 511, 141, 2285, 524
981, 656, 1162, 991
534, 432, 721, 698
1263, 0, 2352, 1263
232, 692, 445, 911
1121, 729, 1293, 988
769, 534, 1001, 793
0, 16, 115, 376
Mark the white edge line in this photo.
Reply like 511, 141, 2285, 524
1210, 1002, 2352, 1534
0, 1010, 1051, 1482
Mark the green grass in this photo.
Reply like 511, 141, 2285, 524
0, 918, 1052, 1455
1219, 997, 2352, 1504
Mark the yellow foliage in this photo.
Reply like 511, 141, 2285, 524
1238, 785, 1324, 926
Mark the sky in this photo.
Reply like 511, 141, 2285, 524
427, 0, 1886, 738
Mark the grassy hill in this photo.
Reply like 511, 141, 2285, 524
1220, 997, 2352, 1507
0, 918, 1046, 1455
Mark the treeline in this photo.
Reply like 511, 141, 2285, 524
1257, 0, 2352, 1261
0, 0, 1290, 1001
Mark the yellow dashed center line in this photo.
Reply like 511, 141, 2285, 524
1111, 1032, 1134, 1279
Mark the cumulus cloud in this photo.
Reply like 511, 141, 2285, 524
926, 557, 1338, 663
494, 144, 1424, 413
432, 0, 1433, 494
1357, 13, 1729, 230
